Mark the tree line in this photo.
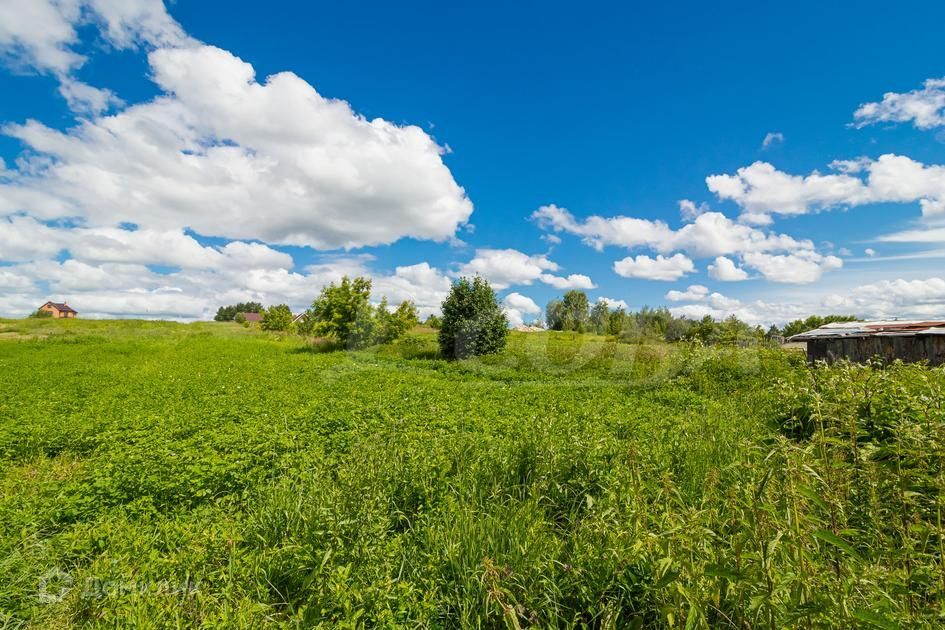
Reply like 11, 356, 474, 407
544, 289, 856, 345
215, 275, 508, 359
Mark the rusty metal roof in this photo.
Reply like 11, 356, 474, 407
789, 320, 945, 341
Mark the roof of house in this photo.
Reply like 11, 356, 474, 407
789, 320, 945, 342
44, 301, 77, 313
241, 312, 262, 322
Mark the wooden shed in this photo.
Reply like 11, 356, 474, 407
789, 320, 945, 366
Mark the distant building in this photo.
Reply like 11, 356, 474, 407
789, 320, 945, 365
38, 301, 78, 319
241, 312, 262, 323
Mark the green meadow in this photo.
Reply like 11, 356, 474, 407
1, 318, 944, 627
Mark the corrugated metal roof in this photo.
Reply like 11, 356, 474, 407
789, 320, 945, 341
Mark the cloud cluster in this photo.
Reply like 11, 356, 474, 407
2, 44, 473, 249
533, 204, 839, 284
502, 292, 541, 326
613, 254, 694, 281
666, 277, 945, 327
707, 154, 945, 223
453, 248, 595, 290
854, 77, 945, 130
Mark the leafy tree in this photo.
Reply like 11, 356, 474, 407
561, 290, 590, 332
590, 300, 610, 334
28, 308, 53, 318
375, 299, 419, 344
261, 304, 294, 331
309, 276, 377, 348
424, 314, 442, 329
545, 299, 565, 331
607, 308, 630, 336
215, 302, 264, 321
546, 291, 591, 332
439, 277, 508, 359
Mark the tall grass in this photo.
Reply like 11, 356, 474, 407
0, 320, 942, 627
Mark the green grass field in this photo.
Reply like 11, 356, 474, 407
1, 319, 944, 627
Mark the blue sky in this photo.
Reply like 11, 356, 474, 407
2, 0, 945, 324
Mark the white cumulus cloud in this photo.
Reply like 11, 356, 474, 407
613, 254, 695, 281
854, 77, 945, 130
708, 256, 749, 281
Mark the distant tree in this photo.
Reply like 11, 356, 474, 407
439, 277, 508, 359
28, 308, 52, 318
607, 308, 630, 336
261, 304, 293, 331
375, 299, 419, 344
545, 299, 565, 331
766, 324, 782, 339
424, 314, 442, 329
590, 300, 611, 334
215, 302, 264, 321
394, 300, 420, 329
309, 276, 377, 348
561, 290, 590, 332
665, 317, 694, 342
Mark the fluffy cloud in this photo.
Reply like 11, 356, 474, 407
742, 251, 842, 284
0, 0, 189, 77
664, 278, 945, 328
708, 256, 749, 281
502, 292, 541, 326
1, 44, 473, 249
613, 254, 695, 281
665, 285, 709, 302
822, 277, 945, 319
532, 204, 811, 258
538, 273, 596, 290
707, 155, 945, 222
454, 248, 594, 290
853, 77, 945, 130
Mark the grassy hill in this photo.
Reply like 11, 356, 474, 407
1, 319, 943, 627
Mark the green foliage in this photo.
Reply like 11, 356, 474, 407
590, 299, 610, 334
1, 318, 943, 627
28, 308, 53, 318
546, 290, 590, 332
423, 314, 442, 329
438, 277, 508, 359
308, 276, 378, 348
782, 314, 858, 338
261, 304, 294, 331
214, 302, 263, 322
306, 276, 414, 349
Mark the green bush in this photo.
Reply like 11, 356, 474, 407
438, 277, 508, 359
261, 304, 293, 331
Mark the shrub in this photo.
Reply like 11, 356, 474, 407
307, 276, 415, 349
261, 304, 294, 331
439, 277, 508, 359
28, 308, 53, 318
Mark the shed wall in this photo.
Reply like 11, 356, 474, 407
807, 335, 945, 365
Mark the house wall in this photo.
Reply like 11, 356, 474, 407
807, 335, 945, 366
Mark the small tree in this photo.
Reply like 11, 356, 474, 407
309, 276, 377, 348
261, 304, 293, 331
424, 314, 442, 329
28, 308, 53, 318
590, 300, 610, 334
439, 277, 508, 359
